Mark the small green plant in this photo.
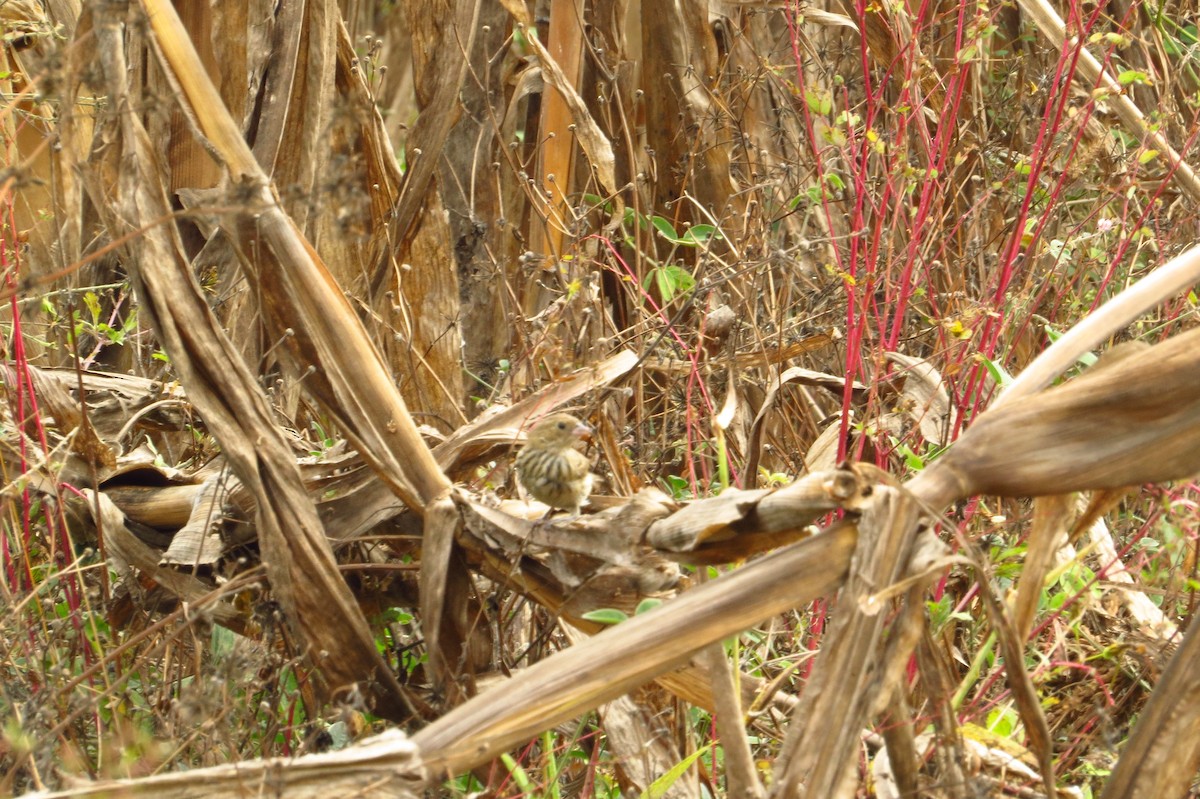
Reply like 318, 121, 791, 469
307, 421, 339, 459
757, 467, 792, 487
661, 474, 692, 500
581, 598, 664, 626
926, 594, 973, 635
639, 742, 714, 799
642, 263, 695, 304
890, 438, 947, 471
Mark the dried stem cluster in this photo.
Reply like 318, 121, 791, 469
3, 0, 1200, 797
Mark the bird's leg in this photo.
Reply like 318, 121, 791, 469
535, 507, 580, 527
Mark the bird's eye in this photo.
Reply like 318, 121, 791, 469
557, 422, 567, 430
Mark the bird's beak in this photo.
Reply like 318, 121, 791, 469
573, 423, 592, 440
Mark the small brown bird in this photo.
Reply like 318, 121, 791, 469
515, 413, 595, 517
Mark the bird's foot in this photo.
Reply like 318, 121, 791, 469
536, 508, 582, 526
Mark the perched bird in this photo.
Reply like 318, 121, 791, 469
515, 413, 595, 517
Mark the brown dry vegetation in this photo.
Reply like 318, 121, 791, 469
4, 0, 1200, 797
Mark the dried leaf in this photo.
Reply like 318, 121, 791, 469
98, 1, 418, 719
160, 472, 232, 567
412, 523, 858, 775
521, 24, 618, 196
804, 419, 844, 473
747, 366, 864, 478
884, 351, 951, 446
1009, 494, 1072, 638
86, 490, 241, 626
715, 377, 738, 431
928, 327, 1200, 500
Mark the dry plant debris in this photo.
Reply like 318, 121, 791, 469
4, 1, 1200, 798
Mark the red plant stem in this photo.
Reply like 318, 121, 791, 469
957, 0, 1114, 435
885, 0, 972, 352
594, 236, 727, 495
784, 7, 862, 462
3, 201, 39, 594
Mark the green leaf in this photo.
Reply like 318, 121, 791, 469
804, 88, 833, 115
642, 264, 695, 303
581, 608, 629, 625
83, 291, 101, 322
893, 440, 925, 470
635, 598, 663, 615
500, 753, 533, 791
980, 355, 1013, 387
662, 474, 691, 500
986, 706, 1020, 737
325, 720, 351, 750
639, 744, 714, 799
680, 224, 720, 246
1043, 325, 1098, 368
1117, 69, 1150, 86
650, 215, 679, 241
822, 126, 847, 146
